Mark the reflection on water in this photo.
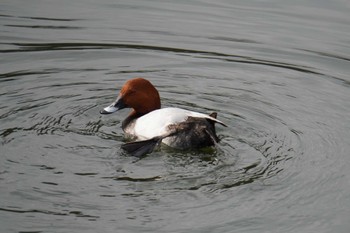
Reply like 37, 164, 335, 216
1, 0, 350, 232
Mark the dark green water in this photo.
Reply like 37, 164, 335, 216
1, 0, 350, 232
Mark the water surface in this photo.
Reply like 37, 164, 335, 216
1, 0, 350, 232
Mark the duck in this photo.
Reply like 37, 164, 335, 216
100, 77, 227, 157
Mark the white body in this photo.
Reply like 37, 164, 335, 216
125, 107, 225, 143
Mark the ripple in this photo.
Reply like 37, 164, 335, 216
0, 42, 323, 75
5, 24, 82, 30
108, 119, 301, 194
0, 207, 99, 219
0, 14, 80, 22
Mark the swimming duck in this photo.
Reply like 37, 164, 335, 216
100, 78, 227, 157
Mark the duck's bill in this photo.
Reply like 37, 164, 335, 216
100, 104, 119, 114
100, 96, 127, 114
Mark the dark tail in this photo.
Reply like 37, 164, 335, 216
209, 112, 217, 119
121, 137, 162, 157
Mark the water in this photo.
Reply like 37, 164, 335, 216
1, 0, 350, 232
